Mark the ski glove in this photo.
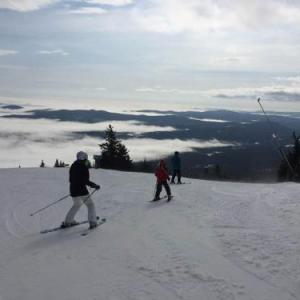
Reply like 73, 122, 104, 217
89, 182, 100, 190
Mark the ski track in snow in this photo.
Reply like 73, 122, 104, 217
1, 168, 300, 300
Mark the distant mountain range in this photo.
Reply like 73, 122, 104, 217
4, 106, 300, 181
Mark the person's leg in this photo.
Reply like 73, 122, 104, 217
171, 171, 176, 183
64, 196, 83, 224
177, 169, 182, 183
83, 195, 97, 224
154, 182, 163, 200
162, 181, 171, 196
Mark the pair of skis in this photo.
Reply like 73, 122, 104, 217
40, 217, 106, 236
150, 195, 174, 202
150, 181, 191, 202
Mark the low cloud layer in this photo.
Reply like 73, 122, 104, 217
0, 118, 176, 135
0, 115, 235, 168
125, 138, 235, 161
0, 117, 176, 167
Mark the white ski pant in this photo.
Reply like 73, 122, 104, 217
64, 195, 97, 224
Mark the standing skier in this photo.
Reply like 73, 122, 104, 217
153, 160, 172, 201
61, 151, 100, 229
171, 151, 182, 184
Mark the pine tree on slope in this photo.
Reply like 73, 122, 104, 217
99, 124, 132, 170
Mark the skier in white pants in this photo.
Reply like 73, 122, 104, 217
61, 151, 100, 229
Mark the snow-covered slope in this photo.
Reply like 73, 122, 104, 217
1, 168, 300, 300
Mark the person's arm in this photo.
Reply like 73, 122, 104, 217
84, 167, 100, 189
87, 181, 100, 190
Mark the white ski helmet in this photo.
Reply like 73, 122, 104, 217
76, 151, 88, 161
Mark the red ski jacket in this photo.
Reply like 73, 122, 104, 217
155, 163, 170, 183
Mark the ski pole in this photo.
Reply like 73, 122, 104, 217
82, 188, 98, 205
30, 194, 70, 216
257, 98, 296, 177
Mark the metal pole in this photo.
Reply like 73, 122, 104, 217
257, 98, 296, 177
30, 194, 70, 216
82, 188, 98, 205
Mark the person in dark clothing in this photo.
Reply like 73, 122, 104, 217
171, 151, 182, 184
61, 151, 100, 229
153, 160, 172, 201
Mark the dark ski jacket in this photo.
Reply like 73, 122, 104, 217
69, 160, 97, 197
171, 155, 181, 171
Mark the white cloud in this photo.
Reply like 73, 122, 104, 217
189, 118, 229, 123
0, 0, 58, 12
125, 138, 236, 161
275, 76, 300, 84
38, 49, 69, 56
207, 83, 300, 102
135, 78, 300, 103
94, 87, 107, 91
1, 0, 300, 34
0, 49, 18, 56
0, 0, 132, 12
68, 6, 107, 15
130, 0, 300, 34
136, 87, 202, 95
0, 117, 177, 167
83, 0, 134, 6
0, 118, 175, 135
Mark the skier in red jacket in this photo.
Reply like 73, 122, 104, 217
153, 160, 172, 201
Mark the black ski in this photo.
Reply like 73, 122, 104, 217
150, 195, 168, 202
150, 195, 174, 202
166, 195, 174, 202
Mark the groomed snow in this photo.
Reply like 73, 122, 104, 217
0, 168, 300, 300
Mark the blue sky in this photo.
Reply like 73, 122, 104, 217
1, 0, 300, 111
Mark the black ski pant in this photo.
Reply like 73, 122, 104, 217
171, 169, 181, 183
155, 181, 171, 199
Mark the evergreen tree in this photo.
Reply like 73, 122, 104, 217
40, 160, 45, 168
54, 159, 59, 168
278, 131, 300, 181
99, 125, 132, 170
116, 142, 132, 170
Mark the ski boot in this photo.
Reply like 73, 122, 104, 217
89, 221, 98, 230
60, 220, 79, 229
